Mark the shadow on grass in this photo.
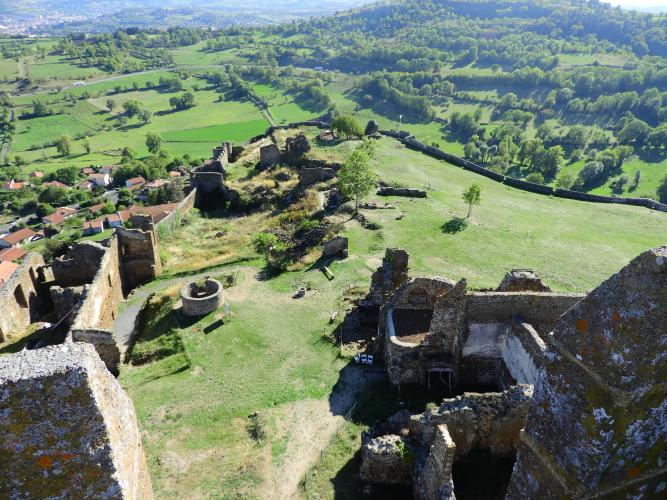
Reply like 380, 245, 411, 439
441, 217, 468, 234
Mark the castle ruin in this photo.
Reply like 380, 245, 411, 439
359, 246, 667, 499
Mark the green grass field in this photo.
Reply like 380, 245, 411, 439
118, 132, 667, 498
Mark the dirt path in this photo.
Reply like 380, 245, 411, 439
267, 365, 365, 499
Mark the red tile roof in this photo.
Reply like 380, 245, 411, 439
87, 203, 106, 214
29, 171, 44, 178
0, 228, 37, 246
82, 167, 95, 174
0, 247, 27, 262
0, 260, 19, 285
83, 220, 104, 231
42, 181, 69, 189
126, 176, 146, 186
169, 171, 182, 177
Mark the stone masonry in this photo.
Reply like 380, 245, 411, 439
414, 425, 457, 500
0, 343, 153, 499
506, 245, 667, 499
0, 252, 48, 341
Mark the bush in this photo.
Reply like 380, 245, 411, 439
525, 172, 545, 184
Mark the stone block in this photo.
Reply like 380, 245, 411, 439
0, 343, 154, 499
259, 144, 281, 169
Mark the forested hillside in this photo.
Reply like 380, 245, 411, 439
1, 0, 666, 202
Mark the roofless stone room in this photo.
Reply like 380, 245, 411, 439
1, 0, 667, 498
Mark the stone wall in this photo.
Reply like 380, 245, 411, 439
465, 292, 583, 334
156, 187, 197, 230
380, 130, 667, 213
377, 186, 427, 198
0, 343, 153, 499
117, 227, 162, 293
0, 252, 47, 341
192, 171, 224, 206
69, 236, 124, 374
507, 245, 667, 499
360, 434, 413, 485
501, 322, 546, 386
300, 166, 335, 186
414, 425, 457, 500
51, 242, 106, 287
410, 385, 533, 457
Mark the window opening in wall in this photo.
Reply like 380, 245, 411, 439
14, 284, 28, 308
108, 274, 113, 287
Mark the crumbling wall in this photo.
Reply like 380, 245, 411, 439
414, 425, 457, 500
410, 385, 533, 457
69, 236, 124, 373
360, 434, 414, 485
300, 166, 335, 186
156, 187, 197, 230
497, 270, 551, 292
0, 252, 47, 341
0, 343, 153, 499
501, 322, 546, 386
465, 292, 582, 334
49, 285, 84, 324
51, 242, 107, 287
259, 144, 281, 169
192, 171, 224, 206
117, 227, 162, 293
507, 246, 667, 499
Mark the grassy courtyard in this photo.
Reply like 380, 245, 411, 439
118, 132, 667, 498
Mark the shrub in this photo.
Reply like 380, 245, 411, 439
525, 172, 545, 184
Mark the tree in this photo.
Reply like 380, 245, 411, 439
337, 149, 375, 211
123, 100, 142, 118
32, 99, 50, 117
462, 183, 482, 218
39, 186, 70, 207
106, 98, 115, 112
55, 135, 71, 157
332, 115, 364, 140
618, 119, 650, 146
35, 203, 54, 218
146, 133, 162, 154
52, 166, 80, 185
169, 91, 196, 111
138, 108, 152, 124
83, 138, 92, 154
117, 188, 134, 208
657, 175, 667, 204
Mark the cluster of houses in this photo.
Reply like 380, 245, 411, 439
82, 202, 178, 235
0, 163, 186, 272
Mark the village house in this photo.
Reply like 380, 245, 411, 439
88, 173, 111, 187
42, 180, 70, 189
101, 165, 119, 175
29, 171, 44, 179
169, 170, 182, 178
87, 203, 106, 215
1, 179, 28, 190
125, 176, 146, 190
0, 228, 41, 248
82, 219, 104, 235
41, 207, 77, 226
82, 167, 95, 175
0, 247, 27, 262
107, 213, 124, 229
78, 180, 95, 191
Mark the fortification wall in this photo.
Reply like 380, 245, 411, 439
414, 425, 457, 500
69, 236, 124, 373
156, 187, 197, 229
0, 252, 46, 341
0, 343, 153, 499
410, 385, 533, 457
465, 292, 583, 334
51, 242, 106, 287
117, 227, 162, 293
380, 131, 667, 213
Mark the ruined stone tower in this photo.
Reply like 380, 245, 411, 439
0, 343, 153, 499
506, 246, 667, 498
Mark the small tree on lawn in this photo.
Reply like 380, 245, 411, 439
338, 149, 375, 212
145, 133, 162, 154
55, 135, 71, 157
462, 183, 482, 218
332, 114, 364, 140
